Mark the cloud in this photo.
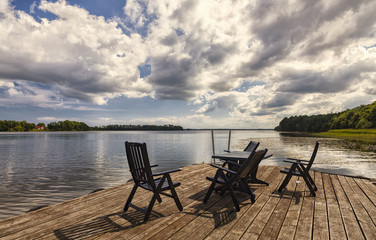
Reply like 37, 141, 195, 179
1, 0, 376, 128
0, 0, 150, 105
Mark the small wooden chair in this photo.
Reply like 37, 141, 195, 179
203, 149, 268, 211
123, 141, 183, 222
278, 141, 319, 197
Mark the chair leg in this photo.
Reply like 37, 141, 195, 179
166, 174, 183, 211
249, 166, 269, 186
300, 165, 317, 192
302, 174, 316, 197
152, 179, 163, 203
155, 193, 163, 203
278, 164, 298, 192
124, 184, 138, 212
204, 170, 221, 203
306, 172, 317, 191
144, 175, 166, 222
241, 180, 255, 203
144, 195, 157, 222
278, 173, 292, 192
223, 176, 240, 211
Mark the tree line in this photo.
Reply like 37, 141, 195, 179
275, 101, 376, 132
0, 120, 183, 131
47, 120, 90, 131
92, 124, 183, 131
0, 120, 44, 132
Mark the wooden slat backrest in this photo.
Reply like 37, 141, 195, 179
236, 149, 267, 179
243, 141, 260, 152
125, 141, 153, 184
305, 141, 319, 172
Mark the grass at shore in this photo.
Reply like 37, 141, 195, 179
313, 129, 376, 144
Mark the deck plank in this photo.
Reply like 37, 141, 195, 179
293, 171, 316, 240
1, 164, 375, 240
276, 175, 306, 240
338, 175, 376, 239
312, 171, 329, 240
345, 176, 376, 225
257, 173, 300, 239
322, 173, 347, 239
238, 167, 287, 240
330, 174, 364, 239
218, 167, 283, 240
353, 178, 376, 206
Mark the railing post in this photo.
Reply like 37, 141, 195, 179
227, 129, 231, 152
211, 130, 215, 163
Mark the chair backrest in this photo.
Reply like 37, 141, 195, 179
305, 141, 319, 171
236, 149, 268, 179
125, 141, 154, 184
243, 141, 260, 152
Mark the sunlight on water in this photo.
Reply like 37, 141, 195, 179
0, 130, 375, 220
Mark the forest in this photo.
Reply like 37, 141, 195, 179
0, 120, 183, 131
275, 101, 376, 132
92, 124, 183, 131
0, 120, 42, 132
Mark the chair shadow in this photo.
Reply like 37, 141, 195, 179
271, 189, 303, 204
185, 190, 257, 229
185, 202, 238, 228
187, 188, 210, 200
53, 206, 164, 240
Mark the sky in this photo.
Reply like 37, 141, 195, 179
0, 0, 375, 129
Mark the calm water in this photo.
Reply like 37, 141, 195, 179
0, 130, 375, 220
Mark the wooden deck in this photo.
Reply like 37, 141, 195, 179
1, 164, 375, 239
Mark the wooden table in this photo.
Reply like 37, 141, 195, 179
212, 151, 272, 185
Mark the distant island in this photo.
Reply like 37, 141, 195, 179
0, 120, 183, 132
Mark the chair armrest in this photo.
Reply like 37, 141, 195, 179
152, 169, 181, 176
283, 159, 309, 165
286, 158, 309, 162
209, 164, 238, 175
221, 159, 242, 167
226, 161, 242, 167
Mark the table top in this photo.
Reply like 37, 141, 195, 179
212, 151, 272, 161
212, 151, 252, 161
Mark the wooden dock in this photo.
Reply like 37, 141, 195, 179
0, 164, 375, 239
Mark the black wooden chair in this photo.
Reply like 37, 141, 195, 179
243, 141, 270, 186
225, 141, 269, 186
123, 141, 183, 222
278, 141, 319, 197
203, 149, 268, 211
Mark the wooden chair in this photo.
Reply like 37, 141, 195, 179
225, 141, 269, 186
278, 141, 319, 197
243, 141, 270, 186
203, 149, 268, 211
123, 141, 183, 222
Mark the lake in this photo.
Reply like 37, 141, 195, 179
0, 130, 375, 220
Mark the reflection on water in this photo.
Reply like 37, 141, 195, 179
0, 130, 375, 220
